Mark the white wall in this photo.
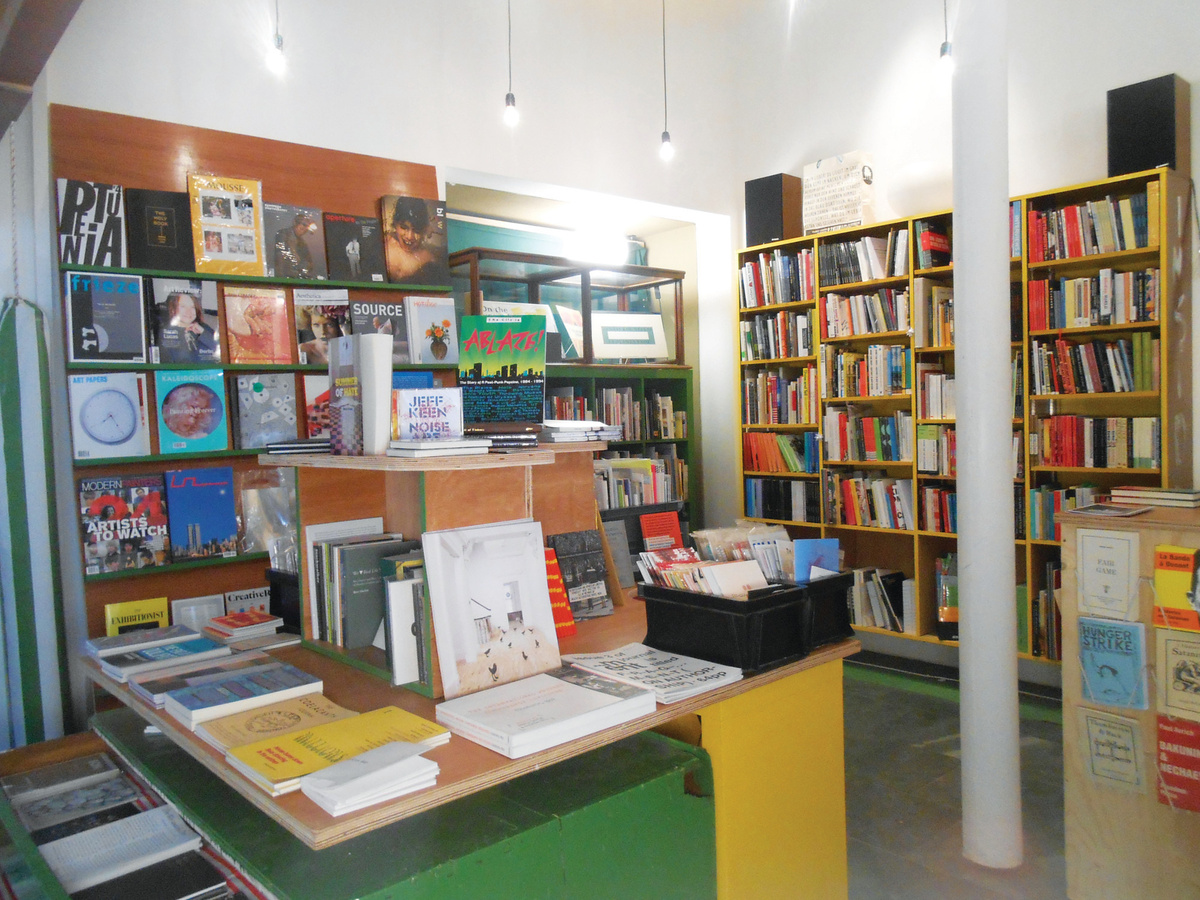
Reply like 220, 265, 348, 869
39, 0, 1200, 531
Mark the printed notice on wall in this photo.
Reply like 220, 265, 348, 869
802, 151, 876, 235
1077, 528, 1139, 621
1157, 715, 1200, 812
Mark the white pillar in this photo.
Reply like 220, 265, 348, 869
952, 0, 1023, 869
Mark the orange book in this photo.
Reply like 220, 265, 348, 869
223, 287, 291, 364
544, 548, 577, 638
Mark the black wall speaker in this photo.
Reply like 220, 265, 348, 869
745, 173, 803, 247
1107, 74, 1191, 177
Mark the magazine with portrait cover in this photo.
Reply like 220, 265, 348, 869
379, 195, 450, 288
263, 202, 328, 280
322, 212, 387, 282
148, 278, 221, 364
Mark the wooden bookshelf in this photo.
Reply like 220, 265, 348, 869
734, 168, 1192, 663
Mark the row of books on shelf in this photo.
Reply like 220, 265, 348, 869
820, 343, 911, 399
57, 176, 450, 287
1029, 483, 1102, 541
821, 471, 915, 530
820, 287, 910, 340
915, 423, 957, 476
915, 365, 956, 420
593, 451, 688, 511
1030, 415, 1160, 470
543, 386, 685, 441
1029, 333, 1156, 396
912, 220, 952, 270
1026, 183, 1157, 263
738, 246, 816, 308
818, 228, 909, 286
76, 465, 293, 575
65, 269, 458, 368
739, 306, 815, 361
1027, 267, 1159, 331
743, 476, 821, 523
822, 408, 913, 464
741, 430, 819, 474
741, 365, 820, 426
920, 486, 958, 534
0, 749, 264, 899
912, 277, 954, 348
845, 567, 916, 634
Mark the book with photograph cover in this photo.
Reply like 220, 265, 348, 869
63, 271, 147, 363
379, 195, 450, 287
187, 173, 265, 277
405, 295, 459, 365
56, 179, 126, 268
458, 315, 547, 430
294, 288, 350, 365
546, 529, 613, 620
147, 277, 221, 363
234, 372, 299, 449
349, 297, 410, 364
323, 212, 387, 282
78, 472, 171, 575
68, 372, 152, 461
422, 518, 562, 699
223, 286, 291, 364
164, 466, 238, 560
302, 374, 331, 438
263, 201, 327, 280
123, 187, 194, 271
154, 369, 228, 454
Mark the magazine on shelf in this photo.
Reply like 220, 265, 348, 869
77, 472, 171, 575
223, 286, 291, 364
188, 173, 266, 277
68, 372, 152, 461
123, 187, 194, 271
63, 270, 146, 364
147, 278, 221, 364
154, 369, 229, 454
233, 372, 300, 449
164, 466, 238, 560
379, 194, 450, 287
294, 289, 350, 365
56, 179, 126, 267
0, 753, 120, 805
263, 201, 327, 279
322, 211, 386, 282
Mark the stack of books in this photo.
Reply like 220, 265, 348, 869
1109, 485, 1200, 508
265, 436, 331, 455
127, 651, 274, 708
224, 705, 449, 796
201, 609, 284, 643
96, 636, 232, 684
385, 436, 492, 458
538, 419, 621, 443
434, 665, 656, 759
162, 661, 323, 730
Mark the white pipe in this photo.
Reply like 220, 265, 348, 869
952, 0, 1024, 869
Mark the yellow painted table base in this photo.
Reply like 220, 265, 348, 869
700, 659, 848, 900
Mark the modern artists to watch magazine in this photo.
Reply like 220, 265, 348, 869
77, 472, 171, 575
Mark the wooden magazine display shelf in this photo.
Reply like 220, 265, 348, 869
84, 602, 858, 850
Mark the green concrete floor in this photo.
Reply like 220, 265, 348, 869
844, 655, 1066, 900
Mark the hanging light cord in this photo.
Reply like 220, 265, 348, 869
507, 0, 513, 94
943, 0, 949, 44
661, 0, 668, 131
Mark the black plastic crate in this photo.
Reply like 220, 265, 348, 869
639, 572, 854, 673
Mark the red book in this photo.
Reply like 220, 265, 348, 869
206, 609, 281, 636
639, 510, 683, 551
544, 549, 577, 638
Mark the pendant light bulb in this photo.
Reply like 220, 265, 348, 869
659, 131, 675, 162
504, 92, 519, 127
938, 0, 953, 72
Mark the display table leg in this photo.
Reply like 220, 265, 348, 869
699, 659, 847, 900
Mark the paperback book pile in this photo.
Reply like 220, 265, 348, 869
201, 609, 284, 643
386, 437, 492, 458
537, 419, 621, 443
225, 705, 449, 796
127, 651, 274, 708
195, 694, 356, 753
162, 661, 323, 730
298, 741, 440, 817
265, 436, 332, 455
636, 547, 771, 598
434, 665, 656, 759
98, 636, 232, 683
84, 624, 198, 660
1109, 485, 1200, 508
563, 643, 743, 703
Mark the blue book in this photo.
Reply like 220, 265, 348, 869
162, 662, 322, 729
98, 637, 231, 683
154, 368, 228, 453
1078, 616, 1148, 709
792, 538, 840, 585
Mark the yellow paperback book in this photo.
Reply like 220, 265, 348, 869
188, 174, 266, 277
1153, 545, 1200, 632
195, 694, 356, 753
226, 705, 449, 795
103, 596, 168, 637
